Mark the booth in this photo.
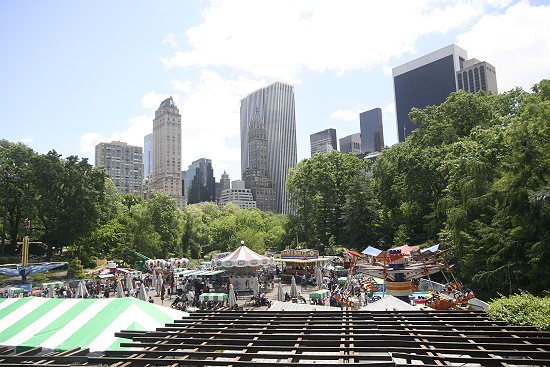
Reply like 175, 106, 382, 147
309, 289, 330, 300
275, 249, 330, 284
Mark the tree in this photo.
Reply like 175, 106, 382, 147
67, 257, 85, 279
287, 151, 367, 248
32, 152, 107, 260
147, 191, 182, 257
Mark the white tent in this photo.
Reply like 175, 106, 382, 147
0, 297, 186, 354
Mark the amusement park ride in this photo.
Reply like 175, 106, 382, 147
0, 220, 67, 292
337, 244, 475, 310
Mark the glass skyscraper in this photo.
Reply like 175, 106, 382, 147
360, 108, 384, 154
393, 44, 468, 142
143, 133, 152, 177
310, 128, 337, 156
240, 82, 297, 214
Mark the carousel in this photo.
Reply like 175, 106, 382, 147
211, 241, 274, 292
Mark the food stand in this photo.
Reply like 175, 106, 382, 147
275, 249, 331, 284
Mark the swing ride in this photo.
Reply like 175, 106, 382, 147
335, 244, 474, 310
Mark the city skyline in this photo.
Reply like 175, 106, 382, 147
1, 1, 549, 182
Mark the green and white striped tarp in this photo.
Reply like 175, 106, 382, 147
199, 292, 228, 301
309, 289, 330, 299
0, 297, 187, 353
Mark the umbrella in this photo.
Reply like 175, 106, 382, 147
138, 284, 147, 301
252, 277, 259, 297
48, 284, 55, 298
277, 282, 284, 302
125, 273, 133, 291
315, 265, 323, 289
228, 283, 237, 308
75, 280, 88, 299
290, 276, 298, 298
116, 281, 125, 298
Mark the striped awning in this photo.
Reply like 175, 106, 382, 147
0, 297, 186, 353
199, 293, 228, 302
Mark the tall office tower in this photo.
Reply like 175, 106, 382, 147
242, 110, 277, 213
152, 97, 185, 209
240, 82, 297, 214
457, 58, 498, 94
310, 128, 337, 156
185, 158, 216, 205
360, 108, 384, 154
143, 133, 153, 177
95, 141, 143, 195
339, 133, 362, 155
393, 44, 468, 142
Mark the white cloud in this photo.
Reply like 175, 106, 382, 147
331, 106, 366, 122
161, 0, 509, 81
19, 136, 33, 145
162, 33, 178, 48
177, 69, 267, 179
456, 0, 550, 92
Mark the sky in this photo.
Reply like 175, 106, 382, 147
1, 0, 549, 182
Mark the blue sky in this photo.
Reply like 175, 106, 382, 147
1, 0, 549, 182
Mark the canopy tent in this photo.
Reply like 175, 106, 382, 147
309, 289, 330, 300
199, 293, 228, 302
0, 297, 186, 354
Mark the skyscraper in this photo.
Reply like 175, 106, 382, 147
152, 97, 185, 209
240, 82, 297, 214
393, 44, 498, 142
310, 128, 337, 156
184, 158, 216, 205
457, 59, 498, 94
360, 108, 384, 153
143, 133, 152, 177
393, 44, 468, 142
95, 141, 143, 195
339, 133, 361, 155
242, 110, 277, 213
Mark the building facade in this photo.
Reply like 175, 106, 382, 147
95, 141, 143, 195
184, 158, 216, 205
242, 110, 277, 213
457, 58, 498, 94
393, 44, 498, 142
151, 97, 185, 209
143, 133, 153, 177
339, 133, 361, 155
310, 128, 337, 156
393, 44, 468, 142
240, 82, 297, 214
360, 108, 384, 153
218, 180, 257, 210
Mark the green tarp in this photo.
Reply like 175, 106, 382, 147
0, 296, 187, 353
309, 289, 330, 299
199, 292, 228, 301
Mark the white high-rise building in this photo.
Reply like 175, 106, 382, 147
240, 82, 297, 214
152, 97, 185, 209
143, 133, 153, 177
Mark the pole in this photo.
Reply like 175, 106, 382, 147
1, 176, 8, 257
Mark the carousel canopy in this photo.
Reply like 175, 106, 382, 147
212, 244, 273, 268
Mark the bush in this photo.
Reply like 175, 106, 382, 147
67, 258, 85, 279
487, 291, 550, 331
0, 256, 21, 265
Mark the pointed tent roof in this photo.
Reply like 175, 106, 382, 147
212, 242, 273, 268
0, 297, 186, 354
